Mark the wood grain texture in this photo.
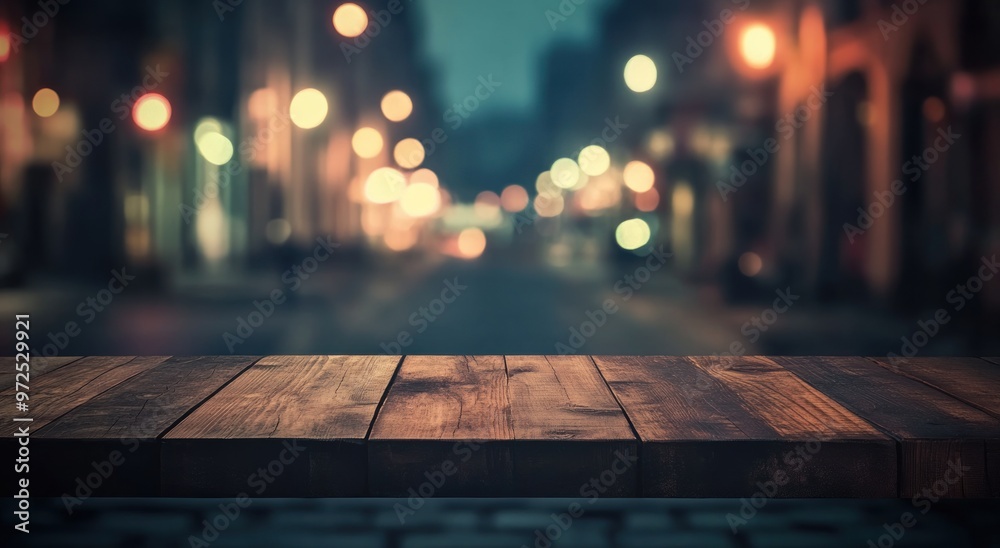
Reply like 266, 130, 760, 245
369, 355, 514, 496
28, 355, 260, 496
370, 355, 637, 496
506, 355, 637, 496
0, 356, 80, 390
868, 357, 1000, 419
162, 355, 401, 496
0, 356, 169, 435
594, 356, 896, 497
774, 356, 1000, 498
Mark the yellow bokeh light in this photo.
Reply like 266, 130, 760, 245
501, 185, 529, 213
400, 182, 441, 218
381, 90, 413, 122
333, 3, 368, 38
616, 219, 651, 251
352, 127, 384, 158
32, 88, 60, 117
394, 138, 425, 169
133, 93, 171, 132
578, 145, 611, 177
550, 158, 581, 189
196, 132, 235, 166
624, 55, 657, 93
289, 88, 328, 129
457, 228, 487, 259
623, 161, 655, 193
740, 24, 777, 70
364, 167, 406, 204
535, 171, 561, 198
672, 183, 695, 216
411, 168, 439, 188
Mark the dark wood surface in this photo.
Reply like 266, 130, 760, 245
3, 355, 999, 497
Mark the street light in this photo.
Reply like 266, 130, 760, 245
739, 23, 777, 70
333, 3, 368, 38
624, 54, 657, 93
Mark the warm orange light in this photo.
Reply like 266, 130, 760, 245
32, 88, 60, 117
132, 93, 171, 132
457, 228, 487, 259
739, 252, 763, 277
333, 3, 368, 38
623, 161, 655, 193
381, 90, 413, 122
0, 28, 11, 63
740, 24, 777, 70
635, 188, 660, 212
501, 185, 529, 213
352, 127, 384, 158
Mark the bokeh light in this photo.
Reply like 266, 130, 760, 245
400, 182, 441, 218
551, 158, 581, 189
624, 54, 657, 93
333, 3, 368, 38
740, 24, 777, 70
364, 167, 406, 204
410, 168, 439, 188
194, 118, 232, 165
672, 183, 695, 216
394, 138, 425, 169
457, 228, 487, 259
474, 191, 502, 224
739, 252, 764, 277
616, 218, 652, 250
534, 194, 565, 218
381, 90, 413, 122
265, 219, 292, 245
635, 188, 660, 212
385, 228, 418, 252
32, 88, 60, 117
623, 161, 655, 193
133, 93, 171, 131
248, 88, 278, 120
0, 29, 10, 63
289, 88, 328, 129
578, 145, 611, 177
535, 171, 561, 198
352, 127, 384, 158
501, 185, 529, 213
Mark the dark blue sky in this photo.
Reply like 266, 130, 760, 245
418, 0, 613, 115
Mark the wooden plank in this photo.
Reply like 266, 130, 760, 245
162, 355, 401, 496
593, 356, 896, 497
369, 355, 513, 496
505, 355, 637, 496
774, 356, 1000, 498
868, 357, 1000, 419
28, 355, 260, 496
0, 356, 81, 389
0, 356, 169, 434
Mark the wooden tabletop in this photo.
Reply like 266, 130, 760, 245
3, 356, 999, 498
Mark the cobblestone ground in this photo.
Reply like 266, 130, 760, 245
6, 498, 999, 547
